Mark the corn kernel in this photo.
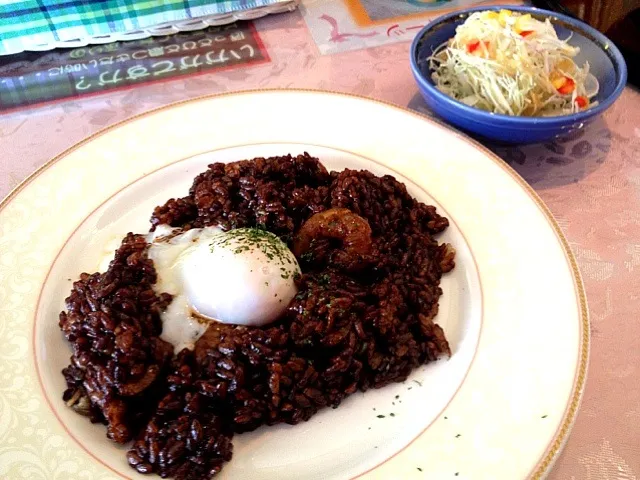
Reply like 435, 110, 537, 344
514, 14, 532, 33
498, 9, 512, 26
549, 70, 564, 82
551, 76, 566, 90
482, 11, 499, 20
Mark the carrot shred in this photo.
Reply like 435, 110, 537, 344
575, 96, 588, 108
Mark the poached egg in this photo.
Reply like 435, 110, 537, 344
146, 226, 300, 352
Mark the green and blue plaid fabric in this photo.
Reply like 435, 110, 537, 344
0, 0, 283, 55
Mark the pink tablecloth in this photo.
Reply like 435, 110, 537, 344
1, 11, 639, 479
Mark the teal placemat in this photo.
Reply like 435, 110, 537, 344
0, 0, 285, 55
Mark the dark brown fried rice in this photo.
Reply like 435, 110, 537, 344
59, 153, 455, 479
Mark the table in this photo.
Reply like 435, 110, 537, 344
1, 10, 639, 479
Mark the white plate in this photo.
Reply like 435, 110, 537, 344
0, 90, 588, 480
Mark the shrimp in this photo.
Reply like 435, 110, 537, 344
293, 208, 373, 271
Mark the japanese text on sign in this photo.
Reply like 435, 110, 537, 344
0, 23, 268, 111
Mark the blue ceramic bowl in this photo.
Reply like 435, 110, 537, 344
410, 5, 628, 144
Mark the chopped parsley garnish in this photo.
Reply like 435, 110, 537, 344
209, 228, 300, 282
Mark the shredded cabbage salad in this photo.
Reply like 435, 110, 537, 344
428, 10, 599, 116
